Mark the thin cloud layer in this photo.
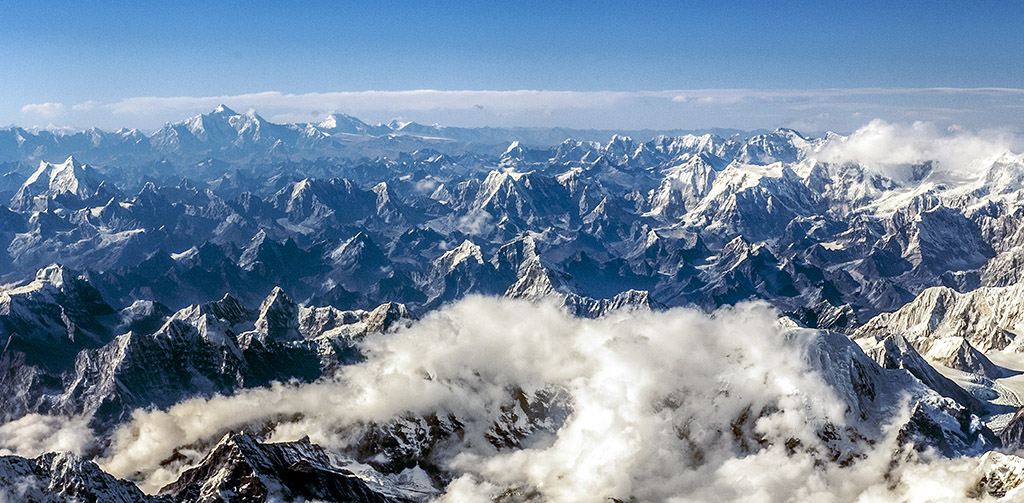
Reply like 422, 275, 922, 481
9, 87, 1022, 132
106, 90, 638, 115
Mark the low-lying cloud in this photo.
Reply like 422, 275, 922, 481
812, 119, 1023, 182
100, 298, 844, 496
0, 414, 94, 458
0, 297, 1019, 500
80, 296, 1023, 501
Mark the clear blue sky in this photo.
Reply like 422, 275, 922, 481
2, 1, 1022, 132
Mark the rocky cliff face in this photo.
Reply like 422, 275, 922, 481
0, 434, 400, 503
162, 432, 397, 503
0, 452, 158, 503
0, 280, 409, 430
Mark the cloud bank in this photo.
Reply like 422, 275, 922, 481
11, 87, 1024, 132
0, 414, 94, 458
0, 296, 1017, 500
63, 296, 1016, 501
810, 119, 1024, 184
98, 298, 845, 495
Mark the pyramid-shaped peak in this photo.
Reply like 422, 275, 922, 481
11, 155, 100, 211
249, 228, 269, 244
259, 286, 293, 312
201, 292, 254, 325
346, 230, 374, 244
330, 231, 386, 265
387, 119, 411, 130
252, 286, 301, 344
364, 302, 409, 334
136, 181, 160, 197
212, 104, 237, 115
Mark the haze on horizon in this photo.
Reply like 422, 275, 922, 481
2, 1, 1022, 134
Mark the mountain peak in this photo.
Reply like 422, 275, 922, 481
250, 287, 302, 345
161, 431, 391, 503
387, 119, 409, 130
11, 156, 101, 211
212, 104, 237, 115
503, 140, 523, 155
33, 263, 76, 289
438, 239, 485, 269
773, 127, 804, 138
364, 302, 409, 333
317, 113, 360, 129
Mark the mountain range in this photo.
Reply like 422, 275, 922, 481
1, 105, 751, 166
3, 108, 1024, 501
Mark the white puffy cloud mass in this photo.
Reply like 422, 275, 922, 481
19, 102, 66, 119
812, 119, 1023, 183
0, 414, 94, 459
48, 296, 1012, 502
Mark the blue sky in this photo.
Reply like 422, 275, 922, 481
2, 1, 1022, 132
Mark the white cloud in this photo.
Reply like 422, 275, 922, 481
100, 298, 847, 495
0, 477, 40, 503
0, 296, 1014, 500
673, 87, 1024, 104
103, 90, 648, 117
19, 102, 66, 118
90, 296, 1010, 502
14, 87, 1024, 133
456, 210, 493, 236
0, 414, 94, 458
99, 88, 1024, 119
71, 100, 101, 111
811, 119, 1023, 182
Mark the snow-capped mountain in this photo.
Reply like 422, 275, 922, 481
854, 283, 1024, 354
162, 432, 397, 502
6, 109, 1024, 500
0, 451, 155, 502
1, 279, 409, 429
10, 156, 112, 212
0, 434, 399, 502
0, 107, 750, 165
